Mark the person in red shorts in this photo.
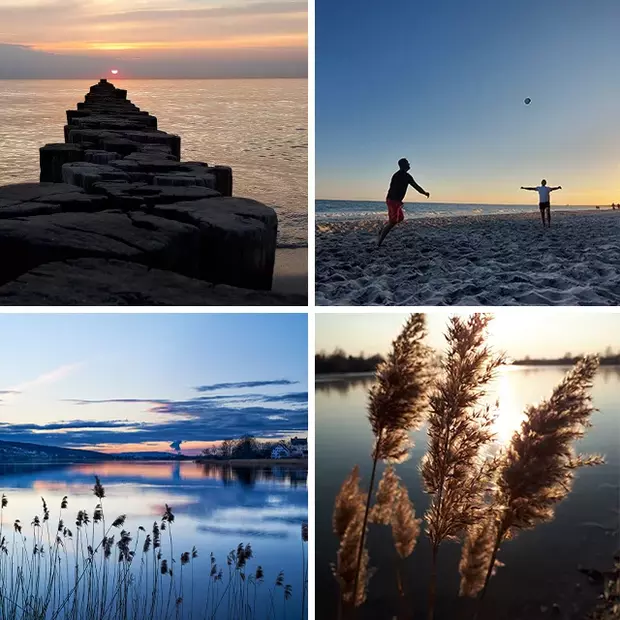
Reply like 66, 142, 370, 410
377, 158, 430, 247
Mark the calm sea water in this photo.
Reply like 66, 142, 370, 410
316, 199, 600, 222
0, 79, 307, 248
0, 460, 308, 620
316, 366, 620, 620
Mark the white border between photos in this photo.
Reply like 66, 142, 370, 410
307, 0, 316, 617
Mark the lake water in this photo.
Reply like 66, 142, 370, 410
0, 460, 308, 620
316, 366, 620, 620
0, 79, 308, 248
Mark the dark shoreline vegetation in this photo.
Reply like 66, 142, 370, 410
0, 478, 308, 620
316, 350, 620, 375
329, 314, 618, 620
0, 432, 308, 466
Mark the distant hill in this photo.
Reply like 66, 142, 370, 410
0, 440, 196, 463
0, 439, 112, 463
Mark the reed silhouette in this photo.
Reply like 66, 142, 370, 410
421, 315, 504, 620
459, 356, 603, 618
333, 314, 431, 615
330, 313, 604, 620
0, 478, 306, 620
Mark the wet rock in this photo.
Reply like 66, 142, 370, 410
0, 202, 63, 219
0, 182, 85, 202
0, 81, 276, 300
149, 197, 277, 290
90, 182, 219, 209
62, 162, 130, 191
0, 258, 305, 306
39, 143, 84, 182
0, 211, 200, 285
210, 165, 233, 196
84, 150, 120, 165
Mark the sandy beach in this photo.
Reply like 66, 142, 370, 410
316, 211, 620, 306
274, 247, 308, 298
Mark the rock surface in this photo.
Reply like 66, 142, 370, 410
0, 80, 301, 305
0, 259, 304, 306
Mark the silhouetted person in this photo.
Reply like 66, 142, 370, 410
520, 179, 562, 227
377, 158, 430, 247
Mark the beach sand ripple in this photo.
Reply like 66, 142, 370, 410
316, 211, 620, 306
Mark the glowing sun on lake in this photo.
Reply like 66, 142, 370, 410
111, 69, 119, 75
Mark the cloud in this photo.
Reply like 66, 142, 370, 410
2, 383, 308, 448
195, 380, 298, 392
96, 2, 306, 22
0, 0, 307, 78
3, 363, 83, 402
64, 391, 307, 411
0, 43, 307, 79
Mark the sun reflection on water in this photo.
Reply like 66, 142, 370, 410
491, 368, 528, 447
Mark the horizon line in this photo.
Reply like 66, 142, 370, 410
316, 199, 616, 206
0, 76, 308, 81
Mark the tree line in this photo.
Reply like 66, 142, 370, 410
201, 434, 303, 460
315, 349, 385, 375
317, 348, 620, 374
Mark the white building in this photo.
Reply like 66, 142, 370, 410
290, 437, 308, 458
271, 444, 290, 459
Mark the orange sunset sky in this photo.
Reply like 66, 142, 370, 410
0, 0, 308, 78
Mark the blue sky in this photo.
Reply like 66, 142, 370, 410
0, 313, 308, 454
316, 311, 620, 360
316, 0, 619, 204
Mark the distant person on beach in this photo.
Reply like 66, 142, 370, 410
377, 158, 430, 247
520, 179, 562, 228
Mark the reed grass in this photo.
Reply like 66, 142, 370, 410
0, 478, 307, 620
331, 313, 605, 620
459, 355, 604, 618
421, 314, 504, 620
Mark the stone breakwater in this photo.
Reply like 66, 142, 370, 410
0, 79, 303, 305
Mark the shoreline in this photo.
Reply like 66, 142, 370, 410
274, 247, 308, 298
196, 458, 308, 466
316, 210, 620, 306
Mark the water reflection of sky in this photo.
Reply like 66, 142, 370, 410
0, 461, 308, 619
316, 366, 620, 620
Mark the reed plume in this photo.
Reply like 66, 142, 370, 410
369, 465, 400, 525
332, 466, 368, 608
391, 486, 421, 561
459, 356, 603, 606
370, 466, 421, 560
421, 314, 504, 620
458, 517, 499, 598
350, 313, 431, 604
335, 511, 369, 608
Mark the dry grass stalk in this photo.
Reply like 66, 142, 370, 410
420, 314, 504, 620
391, 485, 421, 560
460, 356, 603, 604
458, 517, 499, 597
349, 314, 432, 604
369, 466, 422, 559
335, 512, 369, 608
333, 466, 366, 540
332, 466, 368, 608
368, 313, 432, 464
369, 466, 401, 525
